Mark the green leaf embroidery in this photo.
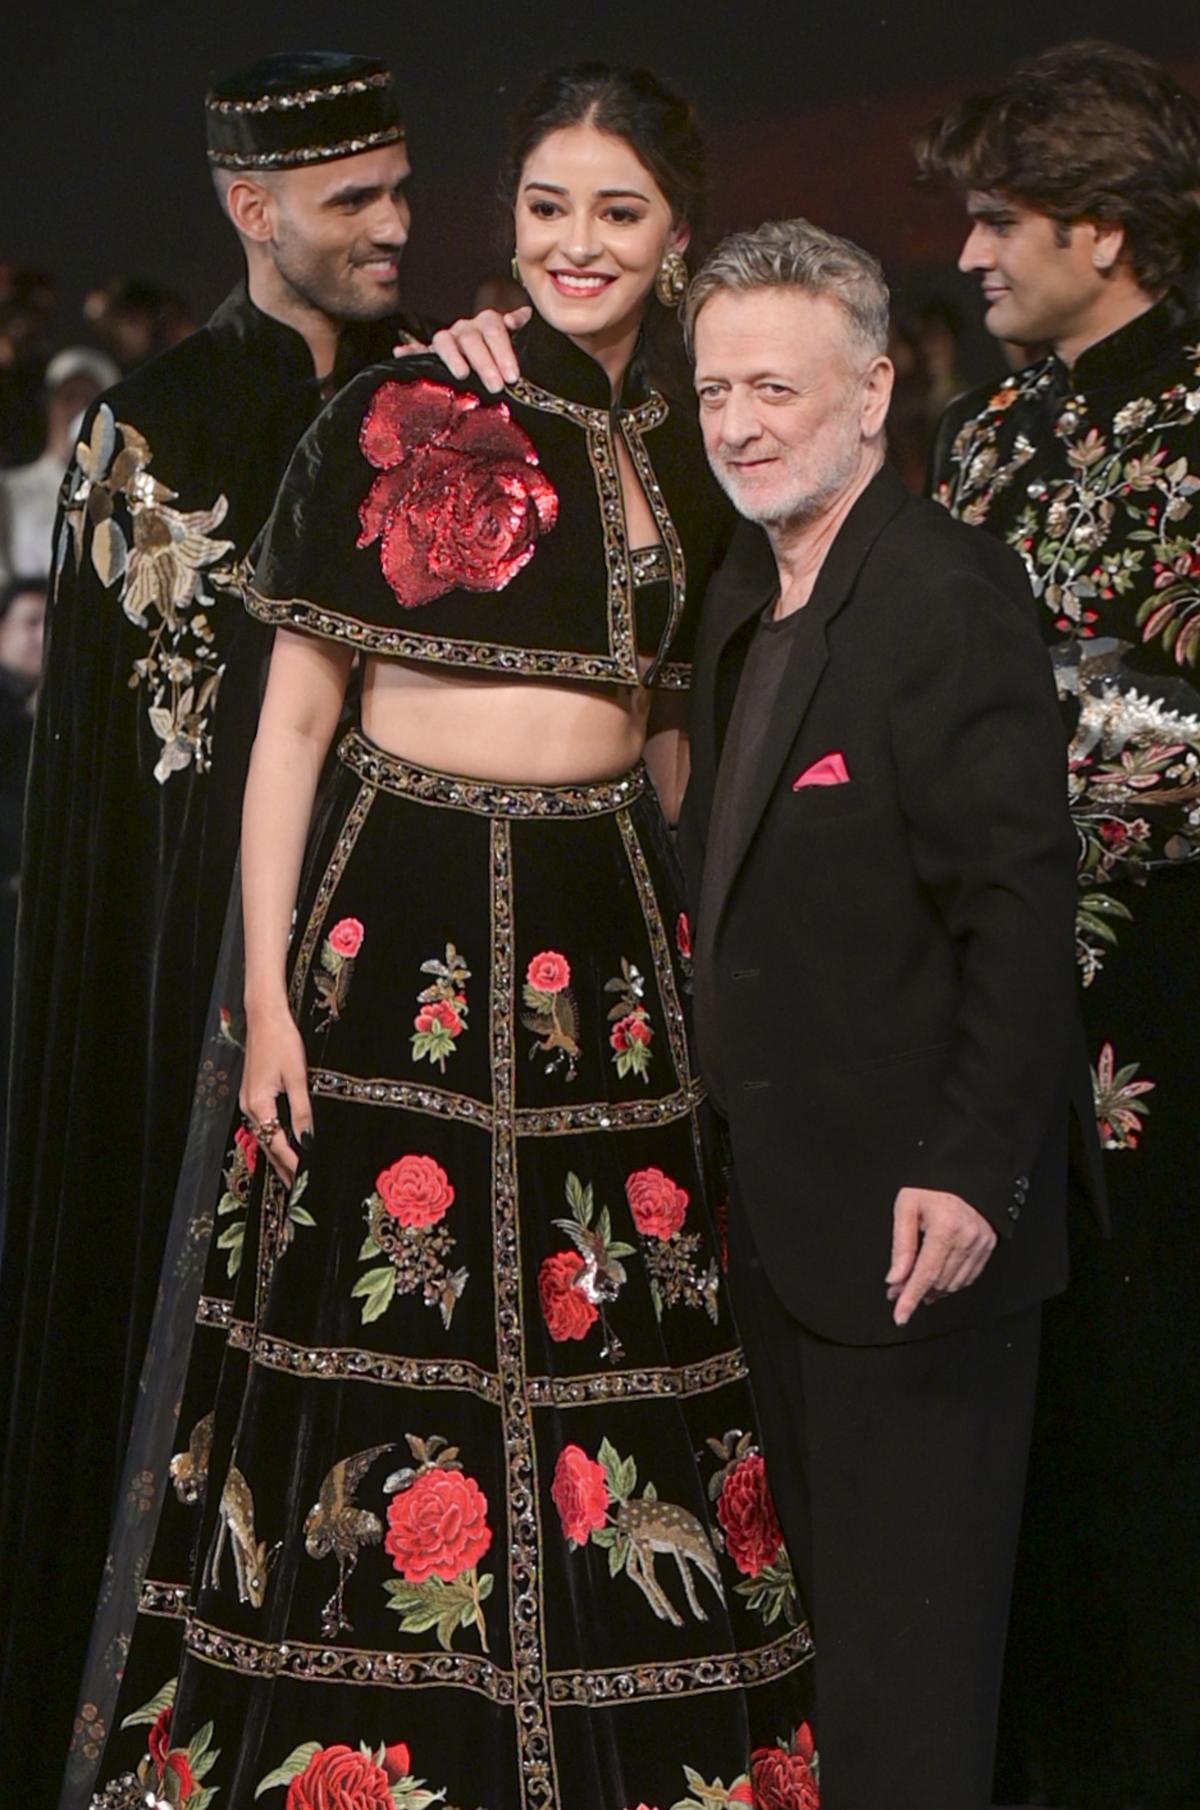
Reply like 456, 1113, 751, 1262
255, 1741, 324, 1797
120, 1676, 176, 1730
351, 1265, 397, 1324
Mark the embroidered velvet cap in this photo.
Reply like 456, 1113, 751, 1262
206, 51, 404, 171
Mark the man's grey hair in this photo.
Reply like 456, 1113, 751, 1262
683, 218, 891, 360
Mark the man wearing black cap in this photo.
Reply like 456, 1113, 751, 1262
0, 53, 422, 1808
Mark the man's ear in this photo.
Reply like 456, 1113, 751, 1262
1089, 219, 1127, 275
224, 174, 278, 245
862, 355, 895, 438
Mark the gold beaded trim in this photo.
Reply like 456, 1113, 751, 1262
207, 72, 394, 114
207, 126, 405, 170
184, 1617, 516, 1700
547, 1623, 814, 1704
250, 1333, 503, 1403
489, 817, 560, 1806
337, 729, 648, 815
631, 544, 671, 587
287, 778, 376, 1018
139, 1579, 189, 1619
245, 581, 660, 684
526, 1349, 747, 1407
309, 1066, 706, 1135
177, 1615, 812, 1703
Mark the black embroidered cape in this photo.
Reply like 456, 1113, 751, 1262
931, 298, 1200, 1810
246, 310, 734, 688
0, 283, 419, 1810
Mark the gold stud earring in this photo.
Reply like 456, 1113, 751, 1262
655, 249, 688, 309
511, 253, 523, 285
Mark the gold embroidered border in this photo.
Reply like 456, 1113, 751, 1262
245, 585, 643, 685
288, 778, 376, 1017
309, 1067, 495, 1129
622, 408, 688, 681
249, 1332, 503, 1402
254, 1164, 290, 1328
197, 1293, 234, 1330
184, 1617, 515, 1701
505, 378, 674, 690
514, 1082, 705, 1136
208, 128, 404, 170
490, 818, 559, 1808
207, 72, 394, 114
337, 730, 648, 816
526, 1348, 747, 1407
618, 806, 708, 1187
654, 660, 691, 690
547, 1621, 814, 1704
307, 1065, 705, 1136
139, 1579, 189, 1619
631, 544, 671, 586
504, 377, 667, 439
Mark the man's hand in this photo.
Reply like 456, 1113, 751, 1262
886, 1187, 998, 1327
394, 306, 532, 392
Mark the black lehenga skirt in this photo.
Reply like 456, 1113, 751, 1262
83, 730, 815, 1810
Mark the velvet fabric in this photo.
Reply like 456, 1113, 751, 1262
0, 284, 413, 1810
74, 323, 810, 1810
246, 312, 735, 690
931, 301, 1200, 1810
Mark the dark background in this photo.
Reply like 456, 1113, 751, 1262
5, 0, 1196, 368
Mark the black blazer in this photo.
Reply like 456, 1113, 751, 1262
680, 464, 1104, 1345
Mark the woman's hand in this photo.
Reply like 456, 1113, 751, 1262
240, 999, 313, 1186
394, 306, 532, 392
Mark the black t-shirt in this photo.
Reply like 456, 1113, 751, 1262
698, 595, 823, 1110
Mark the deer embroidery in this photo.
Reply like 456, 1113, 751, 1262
557, 1438, 726, 1627
617, 1495, 726, 1625
206, 1462, 275, 1608
169, 1409, 215, 1507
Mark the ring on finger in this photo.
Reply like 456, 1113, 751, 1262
248, 1114, 283, 1145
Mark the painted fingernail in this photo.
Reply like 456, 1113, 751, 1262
300, 1131, 314, 1151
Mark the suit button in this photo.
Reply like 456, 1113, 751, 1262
1016, 1175, 1029, 1190
1009, 1204, 1021, 1220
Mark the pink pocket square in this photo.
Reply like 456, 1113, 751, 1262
793, 751, 850, 790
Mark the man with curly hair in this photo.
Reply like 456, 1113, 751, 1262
920, 41, 1200, 1810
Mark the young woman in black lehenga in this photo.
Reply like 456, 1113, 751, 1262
83, 65, 817, 1810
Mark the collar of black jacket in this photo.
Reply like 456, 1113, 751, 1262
1057, 294, 1193, 393
513, 307, 655, 411
710, 459, 909, 648
207, 281, 414, 394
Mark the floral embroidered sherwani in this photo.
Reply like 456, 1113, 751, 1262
931, 298, 1200, 1810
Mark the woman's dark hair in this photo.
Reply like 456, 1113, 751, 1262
502, 62, 707, 393
502, 61, 705, 232
915, 40, 1200, 298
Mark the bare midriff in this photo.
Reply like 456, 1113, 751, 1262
360, 654, 656, 784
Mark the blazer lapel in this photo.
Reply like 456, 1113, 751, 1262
701, 465, 909, 937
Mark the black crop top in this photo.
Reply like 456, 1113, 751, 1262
244, 312, 737, 688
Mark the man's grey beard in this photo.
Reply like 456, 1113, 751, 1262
709, 438, 860, 530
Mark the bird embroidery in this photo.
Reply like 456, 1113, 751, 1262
304, 1443, 395, 1637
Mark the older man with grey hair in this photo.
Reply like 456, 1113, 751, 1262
677, 218, 1102, 1810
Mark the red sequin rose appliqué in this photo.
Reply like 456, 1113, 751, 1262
357, 378, 559, 607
